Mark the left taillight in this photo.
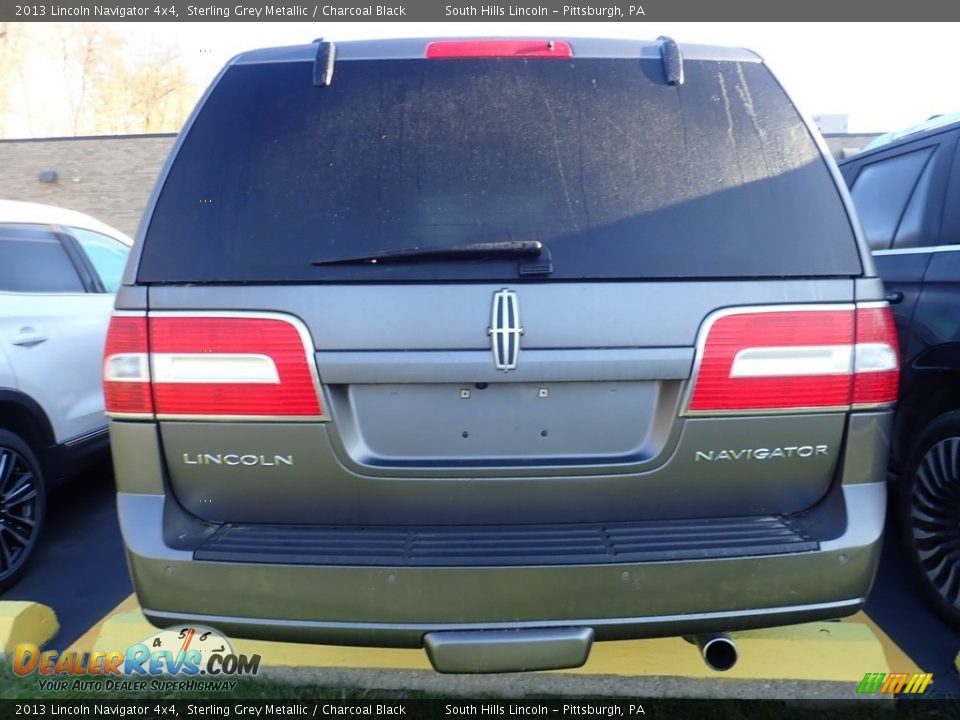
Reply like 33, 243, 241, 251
103, 313, 323, 421
103, 314, 153, 418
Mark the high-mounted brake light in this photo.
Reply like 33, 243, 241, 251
686, 304, 899, 415
425, 40, 573, 59
103, 313, 324, 421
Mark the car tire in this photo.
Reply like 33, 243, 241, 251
0, 429, 46, 593
899, 411, 960, 631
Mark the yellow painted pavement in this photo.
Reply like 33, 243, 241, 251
0, 601, 58, 654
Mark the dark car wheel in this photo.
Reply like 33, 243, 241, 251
900, 412, 960, 631
0, 430, 46, 593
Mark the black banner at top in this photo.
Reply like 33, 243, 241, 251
3, 0, 960, 22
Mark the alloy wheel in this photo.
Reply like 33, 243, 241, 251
0, 446, 41, 581
910, 437, 960, 609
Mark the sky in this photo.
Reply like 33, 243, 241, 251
8, 21, 960, 135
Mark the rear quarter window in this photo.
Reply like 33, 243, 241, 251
849, 147, 936, 251
0, 225, 85, 293
71, 227, 130, 293
139, 55, 862, 283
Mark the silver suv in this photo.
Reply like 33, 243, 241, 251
106, 37, 898, 673
1, 199, 131, 590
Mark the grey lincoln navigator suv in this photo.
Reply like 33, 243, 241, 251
106, 37, 898, 673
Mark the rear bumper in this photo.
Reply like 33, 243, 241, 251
118, 481, 885, 648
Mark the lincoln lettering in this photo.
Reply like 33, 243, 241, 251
694, 445, 829, 462
183, 453, 294, 467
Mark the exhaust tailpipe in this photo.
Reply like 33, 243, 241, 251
692, 633, 738, 672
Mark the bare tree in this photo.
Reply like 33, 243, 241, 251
0, 23, 9, 134
0, 24, 198, 138
0, 23, 27, 135
56, 24, 116, 135
95, 41, 196, 134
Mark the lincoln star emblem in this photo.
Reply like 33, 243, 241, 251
488, 289, 523, 372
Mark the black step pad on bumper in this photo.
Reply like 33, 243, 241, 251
194, 516, 817, 567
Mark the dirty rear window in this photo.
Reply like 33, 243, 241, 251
138, 57, 861, 282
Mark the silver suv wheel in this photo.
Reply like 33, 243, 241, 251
0, 430, 45, 591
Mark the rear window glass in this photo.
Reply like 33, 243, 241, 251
139, 57, 861, 283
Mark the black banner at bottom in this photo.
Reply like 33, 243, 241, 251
0, 698, 942, 719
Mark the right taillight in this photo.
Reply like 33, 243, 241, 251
686, 303, 899, 415
851, 304, 900, 408
103, 312, 324, 421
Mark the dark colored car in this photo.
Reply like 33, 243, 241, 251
839, 115, 960, 631
105, 37, 898, 673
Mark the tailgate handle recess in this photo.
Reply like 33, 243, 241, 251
423, 627, 594, 674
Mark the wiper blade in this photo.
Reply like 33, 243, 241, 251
312, 240, 543, 266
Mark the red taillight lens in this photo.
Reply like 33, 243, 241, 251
103, 313, 323, 420
103, 314, 154, 417
852, 306, 900, 407
425, 39, 573, 59
687, 304, 899, 414
149, 316, 321, 418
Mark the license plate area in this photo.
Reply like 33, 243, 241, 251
332, 381, 666, 466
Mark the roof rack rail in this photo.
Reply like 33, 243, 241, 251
313, 39, 336, 87
657, 36, 684, 86
862, 111, 960, 151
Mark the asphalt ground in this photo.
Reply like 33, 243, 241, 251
865, 497, 960, 695
2, 462, 131, 650
2, 466, 958, 697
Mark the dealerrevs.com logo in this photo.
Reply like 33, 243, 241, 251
13, 626, 261, 692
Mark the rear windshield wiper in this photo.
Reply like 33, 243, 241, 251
312, 240, 544, 266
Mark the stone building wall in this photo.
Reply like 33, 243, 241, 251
0, 134, 177, 236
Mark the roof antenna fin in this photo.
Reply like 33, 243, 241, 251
657, 36, 684, 86
313, 39, 336, 87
